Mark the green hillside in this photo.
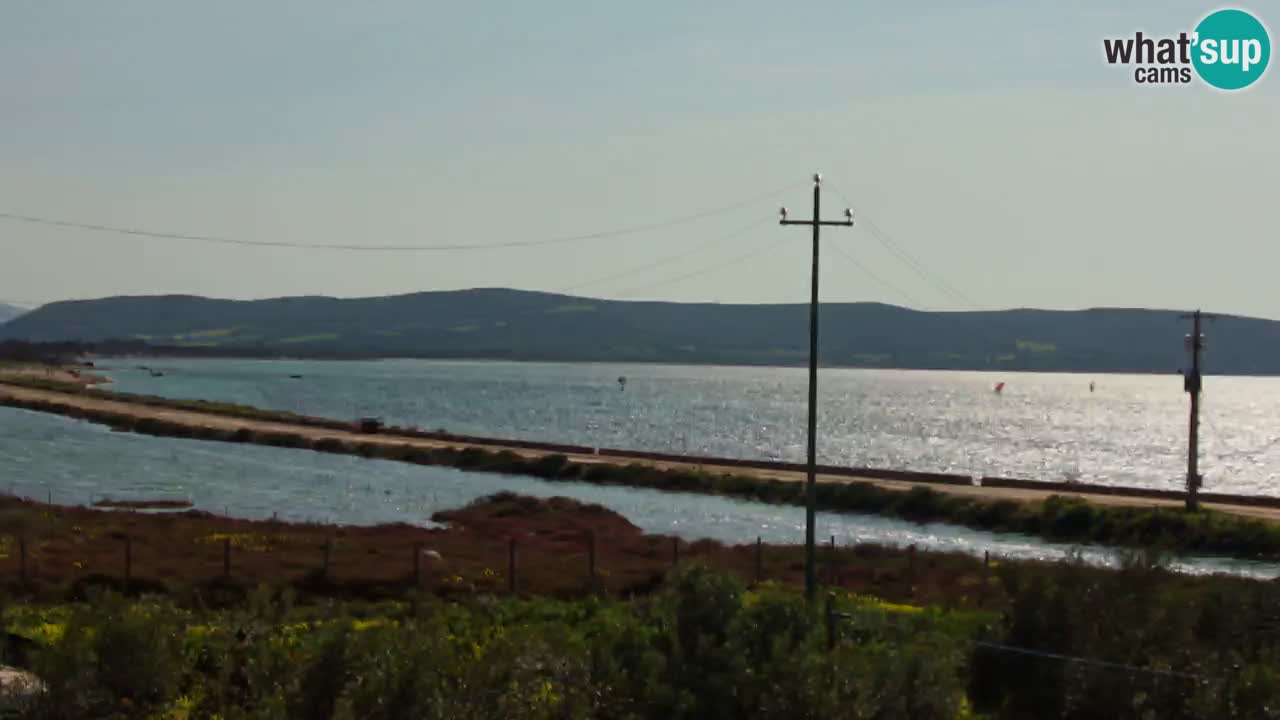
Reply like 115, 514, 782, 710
1, 288, 1276, 374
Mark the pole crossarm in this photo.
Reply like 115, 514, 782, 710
781, 220, 855, 227
778, 173, 855, 602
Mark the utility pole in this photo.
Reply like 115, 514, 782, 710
780, 173, 853, 601
1180, 309, 1215, 512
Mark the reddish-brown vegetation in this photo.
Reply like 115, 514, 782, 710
0, 492, 1002, 608
91, 499, 194, 510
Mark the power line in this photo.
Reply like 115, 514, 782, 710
826, 240, 927, 309
822, 181, 1035, 363
973, 641, 1214, 682
560, 217, 770, 294
0, 182, 802, 253
613, 231, 785, 298
827, 183, 982, 309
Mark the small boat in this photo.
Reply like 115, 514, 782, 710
289, 374, 303, 379
149, 369, 164, 377
618, 376, 627, 391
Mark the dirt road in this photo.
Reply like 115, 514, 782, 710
3, 380, 1279, 522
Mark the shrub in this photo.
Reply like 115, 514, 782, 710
312, 437, 349, 454
528, 453, 571, 479
30, 593, 187, 718
258, 432, 309, 449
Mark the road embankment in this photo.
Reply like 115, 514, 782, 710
5, 378, 1280, 560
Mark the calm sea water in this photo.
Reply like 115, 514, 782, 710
1, 405, 1275, 578
98, 358, 1280, 496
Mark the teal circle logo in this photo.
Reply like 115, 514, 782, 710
1192, 9, 1271, 90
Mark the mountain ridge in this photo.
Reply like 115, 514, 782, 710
1, 288, 1276, 374
0, 303, 26, 325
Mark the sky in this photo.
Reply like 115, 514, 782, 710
1, 1, 1278, 317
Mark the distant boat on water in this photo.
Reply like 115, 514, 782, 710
618, 376, 627, 391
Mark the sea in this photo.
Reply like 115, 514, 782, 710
97, 358, 1280, 495
2, 358, 1278, 576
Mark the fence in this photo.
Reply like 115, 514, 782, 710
0, 507, 999, 606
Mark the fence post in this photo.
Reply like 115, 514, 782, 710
672, 537, 679, 567
825, 592, 836, 651
322, 538, 332, 580
18, 537, 27, 585
124, 537, 133, 584
755, 536, 763, 584
508, 538, 518, 595
982, 551, 991, 601
413, 543, 422, 586
587, 531, 597, 594
830, 535, 837, 586
223, 538, 231, 579
908, 544, 917, 584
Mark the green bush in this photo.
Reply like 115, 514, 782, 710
29, 594, 187, 718
257, 431, 310, 449
312, 437, 349, 454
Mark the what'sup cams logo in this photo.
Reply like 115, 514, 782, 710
1103, 8, 1271, 90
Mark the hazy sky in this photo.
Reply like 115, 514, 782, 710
2, 1, 1277, 316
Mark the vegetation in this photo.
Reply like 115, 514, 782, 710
0, 492, 1000, 608
519, 457, 1280, 560
3, 288, 1280, 372
6, 558, 1280, 719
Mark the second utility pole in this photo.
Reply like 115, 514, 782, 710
1181, 309, 1215, 512
780, 173, 853, 601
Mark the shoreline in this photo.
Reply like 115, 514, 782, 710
0, 365, 111, 387
99, 352, 1265, 377
7, 376, 1280, 559
9, 346, 1266, 377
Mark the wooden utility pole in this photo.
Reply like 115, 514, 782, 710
780, 174, 854, 601
1181, 310, 1216, 512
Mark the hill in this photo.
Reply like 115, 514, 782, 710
1, 288, 1277, 373
0, 303, 26, 325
